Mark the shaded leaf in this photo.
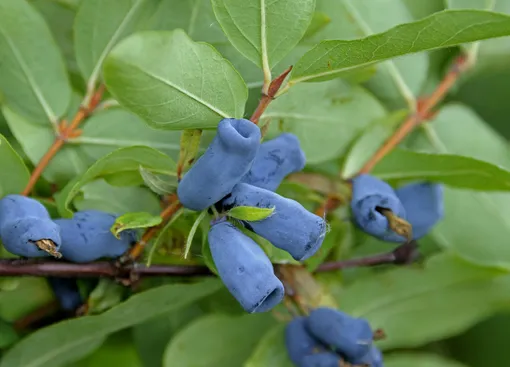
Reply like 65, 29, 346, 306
86, 279, 126, 315
227, 206, 275, 221
0, 279, 222, 367
111, 212, 162, 238
0, 278, 54, 322
0, 0, 71, 122
103, 29, 248, 130
303, 11, 331, 40
244, 323, 293, 367
177, 129, 202, 179
385, 353, 468, 367
0, 133, 30, 197
0, 319, 19, 349
291, 10, 510, 84
139, 166, 178, 195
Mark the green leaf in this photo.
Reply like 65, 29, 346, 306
86, 279, 126, 315
227, 206, 275, 221
385, 353, 468, 367
0, 319, 19, 349
163, 313, 275, 367
372, 149, 510, 191
139, 166, 178, 195
103, 29, 248, 130
2, 98, 93, 185
77, 108, 184, 162
408, 103, 510, 270
0, 0, 71, 122
340, 253, 510, 350
211, 0, 315, 69
0, 279, 222, 367
146, 208, 184, 267
184, 210, 208, 259
0, 133, 30, 197
0, 278, 54, 322
74, 0, 157, 90
177, 129, 202, 178
73, 179, 161, 215
342, 110, 407, 179
303, 11, 331, 40
56, 146, 175, 217
244, 323, 294, 367
261, 80, 386, 164
290, 10, 510, 84
111, 212, 162, 238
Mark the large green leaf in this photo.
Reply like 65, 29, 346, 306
0, 0, 72, 122
385, 353, 468, 367
0, 133, 30, 197
211, 0, 315, 69
163, 313, 275, 367
340, 253, 510, 350
56, 146, 175, 217
409, 103, 510, 270
244, 323, 294, 367
74, 0, 157, 88
261, 80, 386, 163
103, 29, 248, 130
0, 279, 222, 367
290, 10, 510, 84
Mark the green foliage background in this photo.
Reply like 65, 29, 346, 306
1, 0, 510, 366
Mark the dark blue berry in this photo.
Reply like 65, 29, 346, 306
301, 352, 341, 367
47, 277, 83, 311
285, 317, 325, 366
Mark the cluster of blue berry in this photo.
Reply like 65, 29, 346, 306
286, 307, 383, 367
177, 118, 327, 313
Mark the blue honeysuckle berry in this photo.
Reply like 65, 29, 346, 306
55, 210, 137, 263
241, 133, 306, 191
48, 277, 83, 311
221, 183, 327, 261
0, 195, 61, 258
351, 345, 384, 366
285, 317, 327, 366
305, 307, 373, 362
208, 219, 284, 313
300, 352, 341, 367
395, 182, 444, 240
350, 174, 407, 242
177, 118, 261, 211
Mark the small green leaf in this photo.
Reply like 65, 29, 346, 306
211, 0, 315, 69
0, 0, 71, 122
163, 313, 275, 367
0, 279, 222, 367
0, 133, 30, 197
146, 208, 184, 267
184, 210, 208, 259
373, 149, 510, 191
227, 206, 275, 221
291, 10, 510, 84
86, 279, 126, 315
177, 129, 203, 179
56, 146, 175, 217
139, 166, 178, 195
244, 324, 294, 367
103, 29, 248, 130
110, 212, 162, 239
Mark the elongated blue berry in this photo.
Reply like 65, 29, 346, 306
48, 277, 83, 311
208, 220, 284, 313
55, 210, 137, 263
301, 352, 341, 367
351, 345, 384, 367
242, 133, 306, 191
177, 118, 261, 211
285, 317, 326, 365
305, 307, 373, 361
395, 182, 444, 240
351, 174, 407, 242
0, 195, 61, 258
222, 183, 326, 261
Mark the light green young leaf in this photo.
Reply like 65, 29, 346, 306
261, 80, 386, 164
0, 280, 221, 367
163, 313, 275, 367
103, 29, 248, 130
244, 324, 294, 367
385, 353, 468, 367
139, 166, 178, 195
0, 0, 71, 123
0, 134, 30, 197
290, 10, 510, 84
211, 0, 315, 70
110, 212, 162, 238
177, 129, 202, 179
227, 206, 275, 221
341, 253, 510, 350
56, 146, 175, 217
74, 0, 157, 94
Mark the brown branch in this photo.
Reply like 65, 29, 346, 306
250, 66, 293, 124
21, 86, 105, 196
357, 55, 468, 175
